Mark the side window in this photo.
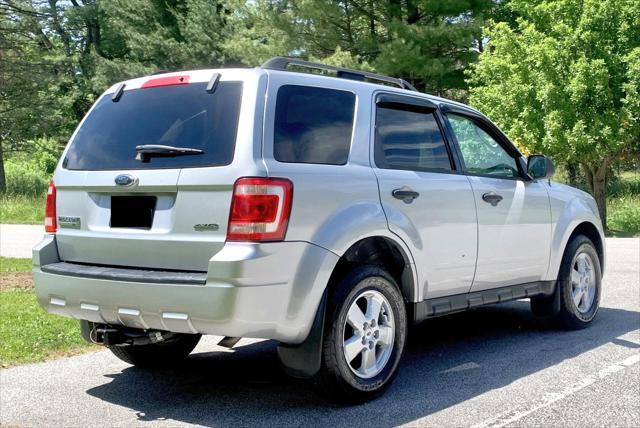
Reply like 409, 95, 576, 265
375, 105, 452, 172
447, 113, 519, 178
274, 85, 355, 165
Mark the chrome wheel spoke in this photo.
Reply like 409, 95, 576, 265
573, 287, 584, 308
344, 334, 363, 363
581, 287, 590, 308
377, 325, 393, 347
365, 294, 383, 322
361, 347, 377, 373
571, 268, 581, 286
346, 304, 367, 332
572, 252, 597, 314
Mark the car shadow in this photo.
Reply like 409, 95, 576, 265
86, 302, 640, 427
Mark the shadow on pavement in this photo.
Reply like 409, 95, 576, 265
87, 302, 640, 427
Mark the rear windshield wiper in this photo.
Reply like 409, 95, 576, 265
135, 144, 204, 162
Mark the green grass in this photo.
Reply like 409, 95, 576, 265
0, 194, 45, 224
0, 257, 33, 273
0, 257, 94, 367
606, 170, 640, 237
0, 290, 93, 366
608, 194, 640, 236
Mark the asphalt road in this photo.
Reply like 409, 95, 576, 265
0, 224, 43, 258
1, 238, 638, 427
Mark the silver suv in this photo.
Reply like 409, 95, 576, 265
33, 57, 605, 402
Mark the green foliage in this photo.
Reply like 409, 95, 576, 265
607, 170, 640, 235
0, 194, 45, 224
467, 0, 640, 227
0, 141, 55, 222
554, 169, 640, 236
3, 145, 56, 196
0, 1, 232, 158
226, 0, 498, 96
608, 195, 640, 236
0, 257, 32, 273
0, 289, 92, 366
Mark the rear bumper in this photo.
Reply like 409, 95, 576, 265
33, 235, 338, 344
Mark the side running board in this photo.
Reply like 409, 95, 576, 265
412, 280, 556, 323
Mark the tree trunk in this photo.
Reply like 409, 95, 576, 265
584, 163, 608, 232
566, 162, 579, 187
368, 0, 376, 39
406, 0, 420, 24
0, 140, 5, 193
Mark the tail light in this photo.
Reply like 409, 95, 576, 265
227, 177, 293, 242
44, 180, 57, 233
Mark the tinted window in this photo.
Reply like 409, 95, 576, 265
447, 114, 518, 178
274, 85, 355, 165
64, 82, 242, 170
375, 105, 452, 171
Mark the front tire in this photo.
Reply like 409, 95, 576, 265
531, 234, 601, 329
109, 333, 201, 367
315, 265, 407, 403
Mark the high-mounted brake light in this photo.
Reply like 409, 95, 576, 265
141, 75, 190, 89
227, 177, 293, 242
44, 180, 57, 233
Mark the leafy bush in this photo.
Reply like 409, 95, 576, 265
4, 161, 50, 196
4, 138, 61, 196
608, 196, 640, 236
608, 171, 640, 198
0, 194, 45, 224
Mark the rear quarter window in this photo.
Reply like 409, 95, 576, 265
274, 85, 356, 165
64, 82, 242, 170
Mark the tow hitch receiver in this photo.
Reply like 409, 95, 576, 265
80, 320, 174, 346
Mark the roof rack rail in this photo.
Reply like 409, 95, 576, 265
261, 57, 418, 92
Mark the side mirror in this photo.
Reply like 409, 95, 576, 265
527, 155, 555, 179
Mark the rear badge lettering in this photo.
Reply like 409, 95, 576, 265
58, 216, 81, 229
194, 224, 219, 232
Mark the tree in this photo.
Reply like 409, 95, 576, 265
226, 0, 496, 97
467, 0, 640, 229
0, 0, 76, 191
0, 0, 233, 191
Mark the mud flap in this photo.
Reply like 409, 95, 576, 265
276, 290, 327, 379
530, 281, 561, 317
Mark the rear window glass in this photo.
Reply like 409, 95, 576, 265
63, 82, 242, 170
375, 105, 452, 172
274, 85, 355, 165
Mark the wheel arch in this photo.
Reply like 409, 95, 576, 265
549, 220, 606, 280
566, 221, 605, 273
328, 235, 418, 304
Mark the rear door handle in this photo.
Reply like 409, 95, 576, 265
482, 192, 503, 206
392, 187, 420, 203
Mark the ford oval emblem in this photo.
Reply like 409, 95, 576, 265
115, 174, 136, 186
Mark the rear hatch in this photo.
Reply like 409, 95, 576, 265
53, 70, 264, 271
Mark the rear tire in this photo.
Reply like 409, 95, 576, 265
109, 333, 201, 367
315, 265, 407, 403
531, 234, 601, 329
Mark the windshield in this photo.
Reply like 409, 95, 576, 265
63, 81, 242, 170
